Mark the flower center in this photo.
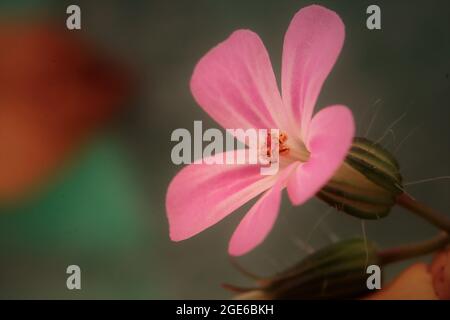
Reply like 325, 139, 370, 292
262, 131, 310, 165
287, 137, 310, 163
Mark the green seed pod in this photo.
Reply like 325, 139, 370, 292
232, 238, 380, 300
319, 137, 403, 219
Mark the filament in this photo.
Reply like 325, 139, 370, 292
404, 176, 450, 186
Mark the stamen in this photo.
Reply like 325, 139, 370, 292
264, 131, 289, 159
278, 132, 289, 155
260, 131, 310, 165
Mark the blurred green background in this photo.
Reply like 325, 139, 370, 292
0, 0, 449, 299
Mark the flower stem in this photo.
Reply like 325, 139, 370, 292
396, 193, 450, 233
379, 232, 450, 265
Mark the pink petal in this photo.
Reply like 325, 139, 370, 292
282, 5, 345, 139
228, 163, 298, 256
166, 151, 278, 241
190, 30, 284, 130
287, 105, 354, 205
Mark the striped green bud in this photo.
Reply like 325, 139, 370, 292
234, 238, 380, 300
319, 137, 403, 219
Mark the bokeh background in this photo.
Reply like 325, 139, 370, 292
0, 0, 449, 299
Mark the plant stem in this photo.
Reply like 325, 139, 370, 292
396, 193, 450, 233
379, 232, 450, 265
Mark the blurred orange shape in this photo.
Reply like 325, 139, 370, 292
0, 23, 130, 202
430, 249, 450, 299
365, 263, 438, 300
366, 248, 450, 300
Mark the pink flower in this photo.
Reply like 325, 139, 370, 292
166, 5, 355, 256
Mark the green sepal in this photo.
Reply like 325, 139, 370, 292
319, 137, 403, 220
347, 138, 403, 195
262, 239, 379, 299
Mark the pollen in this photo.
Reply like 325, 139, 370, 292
265, 131, 289, 158
279, 132, 289, 155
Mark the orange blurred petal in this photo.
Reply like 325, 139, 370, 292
430, 249, 450, 299
0, 23, 130, 202
364, 263, 438, 300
